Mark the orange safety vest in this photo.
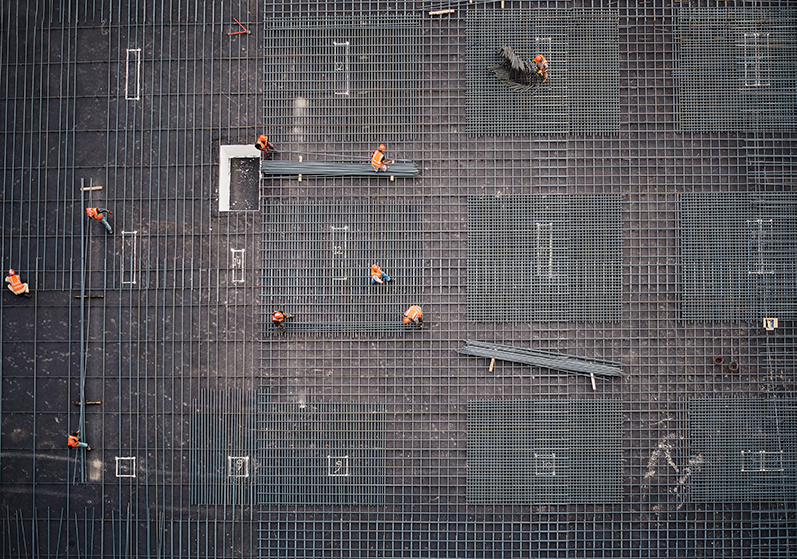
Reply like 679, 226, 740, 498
272, 311, 284, 322
404, 305, 422, 321
371, 149, 385, 170
534, 54, 548, 72
68, 434, 80, 448
86, 207, 101, 220
6, 274, 26, 295
255, 134, 269, 150
371, 265, 383, 282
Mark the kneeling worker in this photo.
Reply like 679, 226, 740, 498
403, 305, 423, 328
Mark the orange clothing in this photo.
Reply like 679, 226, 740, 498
533, 54, 548, 72
255, 134, 273, 151
68, 434, 80, 448
404, 305, 422, 324
85, 207, 102, 220
5, 273, 28, 295
371, 265, 383, 283
371, 149, 386, 171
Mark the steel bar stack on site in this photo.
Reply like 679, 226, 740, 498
1, 0, 796, 557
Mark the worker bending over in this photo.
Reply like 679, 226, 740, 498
255, 134, 275, 159
533, 54, 548, 84
5, 269, 31, 297
67, 430, 91, 450
370, 264, 392, 285
86, 207, 113, 234
272, 310, 293, 329
403, 305, 423, 327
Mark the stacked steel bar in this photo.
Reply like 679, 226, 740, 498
458, 340, 622, 378
261, 160, 419, 178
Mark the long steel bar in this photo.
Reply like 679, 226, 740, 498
261, 160, 420, 178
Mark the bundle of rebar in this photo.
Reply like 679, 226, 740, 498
457, 340, 623, 378
261, 160, 420, 178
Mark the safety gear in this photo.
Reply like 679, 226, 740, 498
86, 208, 113, 233
5, 271, 29, 296
403, 305, 422, 325
371, 265, 385, 284
68, 434, 80, 448
378, 144, 386, 151
272, 311, 284, 321
255, 134, 270, 150
371, 149, 386, 171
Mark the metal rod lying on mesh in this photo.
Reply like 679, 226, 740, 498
458, 340, 623, 378
261, 160, 420, 178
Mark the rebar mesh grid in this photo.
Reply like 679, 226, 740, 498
674, 5, 797, 132
689, 397, 797, 502
467, 194, 623, 322
680, 192, 797, 321
1, 1, 796, 558
467, 399, 622, 504
466, 9, 620, 135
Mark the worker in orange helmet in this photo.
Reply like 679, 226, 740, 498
67, 430, 91, 450
271, 309, 293, 329
370, 144, 394, 173
5, 269, 31, 297
85, 207, 113, 234
533, 54, 548, 84
255, 134, 275, 159
370, 264, 392, 285
403, 305, 423, 327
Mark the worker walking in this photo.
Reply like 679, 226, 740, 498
370, 264, 392, 285
255, 134, 275, 159
272, 309, 293, 329
370, 144, 394, 173
403, 305, 423, 327
67, 430, 91, 451
533, 54, 548, 84
5, 269, 31, 297
86, 207, 113, 234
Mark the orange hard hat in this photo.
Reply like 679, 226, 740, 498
371, 264, 379, 271
273, 311, 283, 319
8, 269, 14, 275
378, 144, 386, 151
403, 316, 410, 324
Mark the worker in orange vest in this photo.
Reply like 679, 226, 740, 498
533, 54, 548, 83
370, 264, 392, 285
67, 430, 91, 450
85, 207, 113, 234
255, 134, 275, 159
370, 144, 394, 173
403, 305, 423, 327
272, 309, 293, 329
5, 269, 31, 297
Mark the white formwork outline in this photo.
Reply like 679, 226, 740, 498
536, 222, 554, 278
219, 145, 261, 212
125, 48, 141, 100
231, 248, 246, 284
327, 454, 350, 477
743, 32, 770, 87
333, 41, 350, 95
741, 450, 785, 472
227, 456, 250, 478
331, 226, 349, 282
115, 456, 137, 478
121, 231, 138, 285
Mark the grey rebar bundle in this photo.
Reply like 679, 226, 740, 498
457, 340, 623, 379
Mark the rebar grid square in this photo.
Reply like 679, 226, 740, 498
674, 7, 797, 132
680, 193, 797, 321
466, 9, 619, 135
256, 402, 385, 506
468, 194, 622, 322
261, 198, 423, 333
689, 398, 797, 502
467, 400, 622, 504
263, 15, 420, 144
